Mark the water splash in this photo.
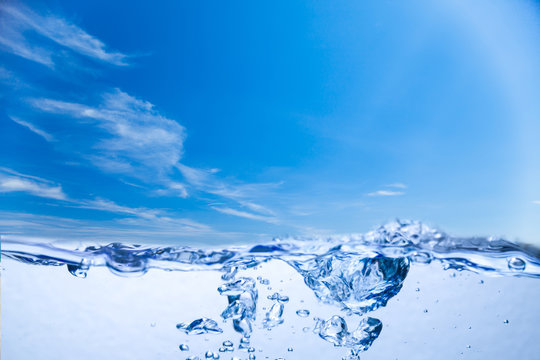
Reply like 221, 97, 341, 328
2, 220, 540, 358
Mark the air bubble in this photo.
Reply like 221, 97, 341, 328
508, 257, 526, 271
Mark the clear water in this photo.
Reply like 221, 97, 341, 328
2, 221, 540, 359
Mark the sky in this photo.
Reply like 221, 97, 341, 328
1, 0, 540, 245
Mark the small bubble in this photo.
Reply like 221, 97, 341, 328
218, 347, 227, 352
248, 355, 256, 360
296, 309, 310, 317
248, 347, 255, 352
423, 309, 428, 313
150, 322, 156, 327
179, 344, 189, 351
415, 288, 420, 292
288, 347, 294, 351
205, 351, 215, 358
260, 279, 270, 285
508, 257, 526, 271
222, 340, 233, 347
467, 345, 471, 349
479, 280, 484, 284
503, 319, 509, 324
303, 327, 310, 332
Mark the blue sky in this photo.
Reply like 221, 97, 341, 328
1, 0, 539, 245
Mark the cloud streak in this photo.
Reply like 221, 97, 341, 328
0, 3, 128, 67
0, 168, 66, 200
366, 190, 405, 197
10, 116, 54, 141
211, 206, 278, 224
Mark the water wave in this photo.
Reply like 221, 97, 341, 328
2, 220, 540, 357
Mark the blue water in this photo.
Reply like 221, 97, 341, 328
2, 221, 540, 359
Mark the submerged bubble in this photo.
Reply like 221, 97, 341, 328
267, 292, 289, 303
296, 309, 310, 317
346, 317, 383, 351
290, 255, 410, 315
508, 257, 526, 271
318, 315, 349, 346
263, 303, 285, 329
179, 344, 190, 351
176, 318, 223, 335
317, 316, 382, 351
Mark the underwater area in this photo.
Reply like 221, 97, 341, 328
2, 221, 540, 360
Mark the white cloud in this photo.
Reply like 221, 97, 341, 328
177, 163, 283, 221
32, 89, 186, 180
0, 168, 66, 200
532, 200, 540, 205
10, 116, 54, 141
0, 4, 127, 66
211, 206, 278, 224
366, 190, 404, 197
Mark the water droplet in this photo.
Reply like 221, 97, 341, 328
296, 309, 310, 317
150, 322, 156, 327
260, 278, 270, 285
248, 355, 256, 360
287, 347, 294, 351
176, 318, 223, 335
424, 309, 428, 313
248, 347, 255, 352
303, 326, 310, 332
479, 280, 484, 284
508, 257, 526, 271
205, 351, 215, 358
503, 319, 509, 324
415, 287, 420, 292
222, 340, 233, 347
466, 345, 471, 349
179, 344, 189, 351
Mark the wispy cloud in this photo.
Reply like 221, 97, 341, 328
0, 3, 128, 67
32, 89, 186, 180
366, 190, 404, 197
211, 206, 278, 224
9, 115, 54, 141
0, 211, 230, 243
177, 163, 280, 215
532, 200, 540, 205
0, 168, 66, 200
0, 168, 212, 235
29, 89, 280, 224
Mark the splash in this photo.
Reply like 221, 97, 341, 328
2, 221, 540, 358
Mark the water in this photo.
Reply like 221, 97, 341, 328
2, 221, 540, 359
